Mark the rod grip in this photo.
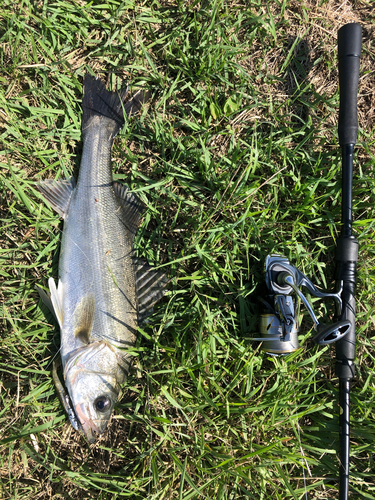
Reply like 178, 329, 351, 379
335, 238, 358, 379
335, 277, 356, 376
338, 23, 362, 146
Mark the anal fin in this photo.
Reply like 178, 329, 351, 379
135, 260, 168, 324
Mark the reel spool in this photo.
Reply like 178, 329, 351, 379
258, 293, 300, 355
256, 255, 352, 355
259, 312, 299, 355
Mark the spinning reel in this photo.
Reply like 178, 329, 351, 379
256, 254, 352, 355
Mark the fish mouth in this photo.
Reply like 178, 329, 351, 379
75, 403, 102, 444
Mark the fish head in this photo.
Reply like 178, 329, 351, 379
64, 341, 125, 443
69, 371, 118, 443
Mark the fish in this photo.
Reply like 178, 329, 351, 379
37, 75, 166, 443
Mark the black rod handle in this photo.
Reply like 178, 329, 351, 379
335, 263, 357, 372
338, 23, 362, 146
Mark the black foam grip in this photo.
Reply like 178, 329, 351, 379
335, 360, 355, 379
335, 278, 356, 365
338, 23, 362, 146
336, 235, 359, 263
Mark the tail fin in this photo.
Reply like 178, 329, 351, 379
82, 75, 150, 135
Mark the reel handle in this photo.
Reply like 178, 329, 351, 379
338, 23, 362, 146
313, 320, 352, 346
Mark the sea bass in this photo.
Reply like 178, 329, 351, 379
37, 75, 165, 443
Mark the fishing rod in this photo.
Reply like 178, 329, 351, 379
254, 23, 361, 499
335, 22, 361, 500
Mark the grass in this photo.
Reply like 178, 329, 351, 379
1, 0, 375, 498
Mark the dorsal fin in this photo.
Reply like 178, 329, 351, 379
37, 177, 75, 218
73, 294, 96, 344
113, 182, 145, 235
135, 260, 168, 324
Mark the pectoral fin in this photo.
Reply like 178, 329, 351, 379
135, 260, 168, 324
73, 294, 95, 344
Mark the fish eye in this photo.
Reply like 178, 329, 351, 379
94, 396, 111, 412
